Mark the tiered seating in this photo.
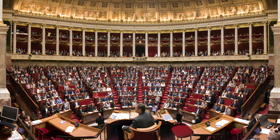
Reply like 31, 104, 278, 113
140, 66, 171, 108
110, 66, 139, 109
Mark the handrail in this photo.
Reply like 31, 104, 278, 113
17, 116, 38, 140
10, 75, 39, 119
241, 75, 270, 117
56, 123, 107, 139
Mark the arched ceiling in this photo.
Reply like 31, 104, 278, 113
3, 0, 275, 23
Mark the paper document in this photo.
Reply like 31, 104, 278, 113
261, 128, 270, 134
31, 120, 42, 125
110, 113, 130, 120
65, 126, 75, 133
8, 130, 23, 140
215, 119, 229, 128
234, 118, 249, 124
88, 112, 93, 114
205, 126, 216, 132
163, 115, 173, 121
277, 119, 280, 124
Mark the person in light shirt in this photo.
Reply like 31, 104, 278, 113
56, 97, 62, 104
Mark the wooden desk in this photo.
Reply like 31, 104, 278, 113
82, 111, 99, 125
105, 110, 175, 140
165, 108, 178, 119
59, 110, 72, 119
209, 109, 222, 119
181, 110, 196, 124
121, 106, 135, 112
103, 107, 118, 119
32, 114, 100, 139
186, 114, 250, 140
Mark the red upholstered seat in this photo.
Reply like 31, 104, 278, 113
230, 127, 244, 140
172, 123, 193, 139
230, 128, 240, 135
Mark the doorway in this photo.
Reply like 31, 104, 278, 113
136, 45, 145, 57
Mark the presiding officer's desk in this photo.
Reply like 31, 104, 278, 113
105, 110, 176, 140
32, 114, 101, 139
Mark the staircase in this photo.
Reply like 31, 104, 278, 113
138, 71, 143, 103
160, 68, 172, 108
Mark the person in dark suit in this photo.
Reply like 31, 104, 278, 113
96, 113, 105, 128
86, 103, 96, 112
41, 105, 49, 118
176, 109, 183, 123
77, 106, 84, 119
195, 99, 201, 106
23, 115, 32, 131
210, 93, 216, 107
194, 105, 202, 124
217, 96, 224, 105
217, 104, 225, 113
42, 99, 51, 107
122, 103, 155, 132
244, 115, 257, 135
230, 100, 238, 109
212, 103, 220, 111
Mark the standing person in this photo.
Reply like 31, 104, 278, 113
96, 113, 105, 128
176, 108, 184, 123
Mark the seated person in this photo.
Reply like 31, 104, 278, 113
212, 103, 220, 111
105, 101, 111, 108
56, 97, 63, 104
122, 100, 128, 107
201, 100, 207, 108
217, 104, 225, 113
194, 105, 202, 124
217, 96, 224, 104
230, 100, 238, 109
77, 106, 84, 119
224, 106, 231, 115
163, 101, 169, 108
122, 103, 155, 132
195, 99, 201, 106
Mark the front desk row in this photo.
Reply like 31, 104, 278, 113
31, 106, 279, 140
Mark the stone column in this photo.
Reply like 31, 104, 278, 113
170, 30, 173, 57
207, 27, 211, 56
157, 31, 161, 57
235, 24, 238, 55
69, 27, 73, 56
249, 23, 253, 54
27, 23, 31, 54
221, 26, 224, 55
95, 29, 98, 57
145, 31, 148, 57
107, 30, 110, 57
270, 23, 280, 112
82, 28, 86, 56
56, 26, 59, 55
42, 24, 45, 55
263, 21, 267, 54
133, 31, 136, 57
182, 29, 185, 56
0, 24, 11, 111
120, 31, 123, 57
195, 28, 198, 56
13, 21, 17, 54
